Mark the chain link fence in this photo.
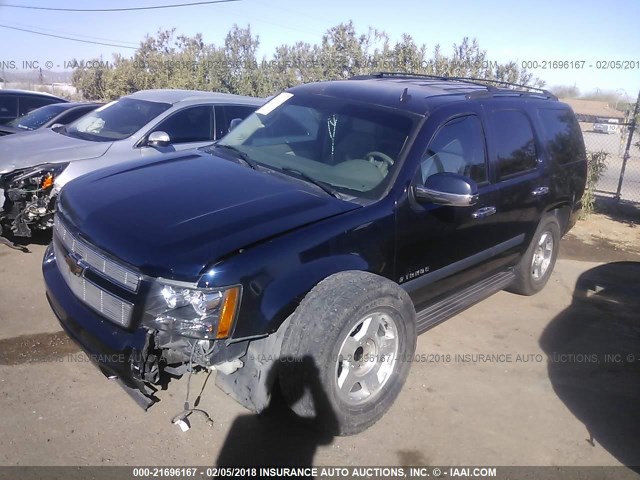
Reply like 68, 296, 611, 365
579, 111, 639, 204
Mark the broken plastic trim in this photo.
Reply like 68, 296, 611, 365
116, 378, 156, 410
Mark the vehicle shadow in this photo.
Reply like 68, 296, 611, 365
215, 355, 338, 468
539, 261, 640, 470
594, 196, 640, 226
0, 227, 51, 252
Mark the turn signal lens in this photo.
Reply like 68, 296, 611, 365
216, 287, 240, 339
41, 173, 54, 189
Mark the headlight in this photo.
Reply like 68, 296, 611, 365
144, 281, 241, 340
1, 163, 69, 190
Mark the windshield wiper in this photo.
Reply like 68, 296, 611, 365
279, 167, 340, 199
213, 144, 257, 170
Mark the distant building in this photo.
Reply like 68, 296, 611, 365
560, 98, 626, 123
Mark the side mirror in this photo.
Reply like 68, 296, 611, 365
50, 123, 64, 130
228, 118, 243, 133
414, 172, 478, 207
147, 131, 171, 147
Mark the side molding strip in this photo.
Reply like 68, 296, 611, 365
401, 234, 524, 293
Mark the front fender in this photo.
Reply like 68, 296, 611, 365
199, 203, 396, 339
259, 254, 370, 333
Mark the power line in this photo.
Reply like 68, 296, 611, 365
0, 24, 138, 49
3, 21, 139, 46
0, 0, 240, 12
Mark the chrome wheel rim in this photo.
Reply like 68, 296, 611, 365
334, 311, 399, 406
531, 231, 554, 280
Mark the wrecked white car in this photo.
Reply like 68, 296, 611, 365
0, 89, 262, 240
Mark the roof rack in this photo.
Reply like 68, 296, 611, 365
451, 76, 557, 98
351, 72, 557, 100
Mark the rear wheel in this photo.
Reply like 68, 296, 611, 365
278, 271, 416, 436
509, 215, 561, 296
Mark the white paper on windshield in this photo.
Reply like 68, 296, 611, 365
85, 118, 105, 133
255, 92, 293, 116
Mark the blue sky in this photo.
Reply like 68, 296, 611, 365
0, 0, 638, 99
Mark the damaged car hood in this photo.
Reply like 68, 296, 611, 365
58, 151, 360, 280
0, 128, 112, 174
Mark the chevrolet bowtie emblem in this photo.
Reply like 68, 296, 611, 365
64, 252, 87, 277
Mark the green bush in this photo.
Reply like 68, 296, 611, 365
581, 150, 609, 218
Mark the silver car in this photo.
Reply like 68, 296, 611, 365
0, 89, 262, 238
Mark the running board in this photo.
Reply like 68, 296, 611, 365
415, 270, 516, 334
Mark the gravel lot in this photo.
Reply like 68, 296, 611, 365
0, 227, 638, 470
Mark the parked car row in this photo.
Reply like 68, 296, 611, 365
0, 102, 103, 137
3, 75, 588, 436
0, 89, 262, 238
0, 89, 69, 125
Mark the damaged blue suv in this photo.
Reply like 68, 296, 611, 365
43, 74, 587, 435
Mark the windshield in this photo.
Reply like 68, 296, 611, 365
63, 98, 171, 142
218, 92, 415, 198
7, 104, 67, 130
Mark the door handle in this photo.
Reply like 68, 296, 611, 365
472, 206, 497, 219
531, 186, 550, 197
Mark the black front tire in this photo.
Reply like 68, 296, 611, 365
509, 215, 561, 296
278, 271, 416, 436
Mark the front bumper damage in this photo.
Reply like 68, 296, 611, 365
42, 244, 249, 409
44, 243, 158, 407
0, 175, 56, 245
0, 164, 72, 242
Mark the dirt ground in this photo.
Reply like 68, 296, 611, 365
562, 201, 640, 263
0, 210, 638, 471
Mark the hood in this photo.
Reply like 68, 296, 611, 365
58, 151, 360, 280
0, 128, 112, 174
0, 125, 22, 136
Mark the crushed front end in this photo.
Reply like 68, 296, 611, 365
0, 163, 67, 238
42, 212, 248, 409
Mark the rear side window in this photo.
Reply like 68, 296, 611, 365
154, 105, 214, 144
215, 105, 259, 139
537, 108, 585, 165
491, 110, 538, 178
19, 96, 58, 116
223, 105, 257, 123
0, 95, 18, 119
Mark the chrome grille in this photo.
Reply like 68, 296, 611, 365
53, 216, 140, 292
53, 237, 133, 328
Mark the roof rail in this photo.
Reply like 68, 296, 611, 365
350, 72, 496, 89
351, 72, 557, 99
448, 76, 556, 98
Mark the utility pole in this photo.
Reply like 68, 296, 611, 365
615, 89, 640, 201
